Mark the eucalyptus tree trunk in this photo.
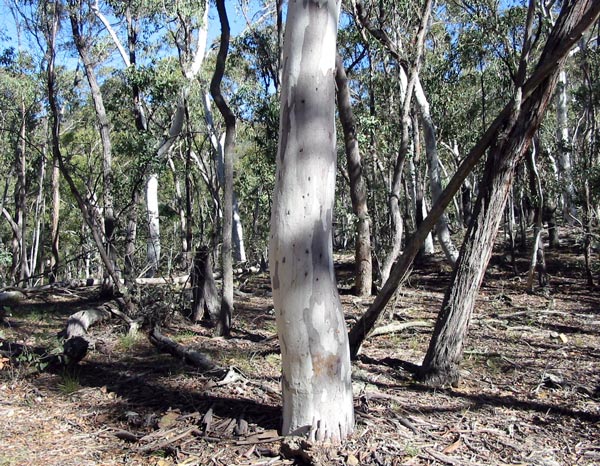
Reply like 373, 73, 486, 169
269, 0, 354, 442
556, 70, 577, 224
526, 143, 548, 292
30, 150, 46, 280
407, 144, 434, 255
418, 0, 600, 388
203, 92, 247, 263
210, 0, 235, 337
14, 98, 30, 285
414, 77, 459, 265
335, 54, 372, 297
69, 5, 119, 286
50, 156, 60, 283
145, 174, 161, 277
380, 0, 432, 285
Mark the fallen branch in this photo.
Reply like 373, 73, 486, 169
0, 290, 28, 305
370, 320, 432, 338
148, 324, 224, 374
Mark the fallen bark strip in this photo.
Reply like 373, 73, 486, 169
148, 324, 224, 374
370, 320, 433, 338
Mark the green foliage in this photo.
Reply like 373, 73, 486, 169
57, 373, 81, 395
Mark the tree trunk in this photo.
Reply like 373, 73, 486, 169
210, 0, 235, 337
50, 156, 60, 283
418, 0, 600, 387
203, 92, 247, 263
335, 54, 372, 297
269, 0, 353, 442
191, 246, 219, 323
526, 143, 548, 292
556, 70, 578, 224
145, 173, 161, 277
69, 7, 119, 288
414, 77, 459, 265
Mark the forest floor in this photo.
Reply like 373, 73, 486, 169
1, 234, 599, 466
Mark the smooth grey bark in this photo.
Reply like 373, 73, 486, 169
335, 53, 372, 297
202, 92, 247, 263
210, 0, 234, 337
418, 0, 600, 387
555, 70, 578, 224
414, 77, 459, 265
69, 4, 119, 286
269, 0, 354, 442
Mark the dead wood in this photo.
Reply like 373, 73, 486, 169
370, 320, 432, 337
60, 308, 111, 339
0, 339, 62, 370
148, 324, 223, 373
0, 289, 28, 305
190, 246, 220, 323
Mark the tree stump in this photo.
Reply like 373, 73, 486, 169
190, 246, 219, 324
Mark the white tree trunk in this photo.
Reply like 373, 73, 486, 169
203, 92, 247, 263
556, 70, 577, 223
269, 0, 353, 443
146, 174, 161, 276
414, 77, 459, 265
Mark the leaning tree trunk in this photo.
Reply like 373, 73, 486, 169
418, 0, 600, 388
269, 0, 354, 443
335, 54, 372, 297
348, 0, 600, 360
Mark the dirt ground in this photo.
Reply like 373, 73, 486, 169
1, 238, 599, 465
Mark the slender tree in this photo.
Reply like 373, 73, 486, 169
335, 53, 372, 297
210, 0, 235, 337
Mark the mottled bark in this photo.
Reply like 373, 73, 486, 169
269, 0, 353, 442
414, 77, 459, 265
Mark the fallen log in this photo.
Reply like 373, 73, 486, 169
370, 320, 433, 338
0, 289, 27, 306
148, 324, 223, 374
